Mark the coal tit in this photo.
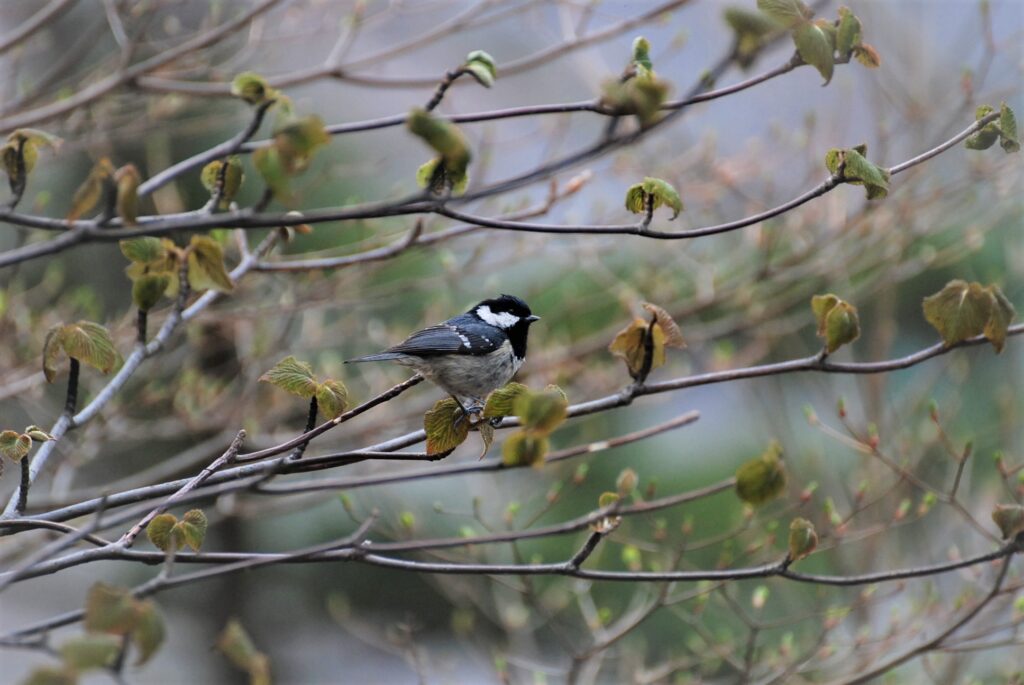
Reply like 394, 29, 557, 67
347, 295, 540, 409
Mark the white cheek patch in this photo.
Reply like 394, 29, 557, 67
476, 305, 520, 329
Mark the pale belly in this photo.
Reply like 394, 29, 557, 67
394, 344, 520, 404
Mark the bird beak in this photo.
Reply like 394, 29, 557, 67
526, 315, 540, 322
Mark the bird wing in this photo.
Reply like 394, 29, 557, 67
386, 319, 503, 357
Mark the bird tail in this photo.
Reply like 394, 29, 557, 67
345, 352, 405, 363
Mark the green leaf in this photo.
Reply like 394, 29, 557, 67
259, 356, 318, 399
274, 115, 330, 171
407, 108, 472, 185
600, 77, 669, 126
131, 600, 165, 666
735, 441, 787, 506
835, 6, 862, 57
810, 294, 839, 335
201, 157, 245, 209
465, 50, 497, 83
756, 0, 809, 27
821, 300, 860, 353
56, 321, 122, 376
253, 146, 292, 203
132, 273, 170, 311
464, 58, 495, 88
922, 280, 995, 347
992, 504, 1024, 539
42, 325, 64, 383
999, 102, 1020, 153
25, 426, 55, 442
966, 107, 1000, 151
67, 157, 115, 222
513, 386, 568, 435
217, 619, 271, 685
316, 379, 350, 420
187, 235, 234, 293
0, 430, 31, 461
624, 178, 683, 219
119, 237, 165, 264
84, 583, 138, 635
112, 164, 141, 226
424, 398, 470, 454
984, 285, 1016, 353
8, 128, 63, 150
794, 21, 834, 85
58, 634, 121, 671
146, 513, 178, 552
788, 518, 818, 561
231, 72, 274, 105
598, 491, 620, 508
608, 318, 653, 378
632, 36, 653, 71
723, 6, 781, 37
826, 147, 890, 199
483, 382, 529, 419
176, 509, 208, 551
501, 431, 548, 468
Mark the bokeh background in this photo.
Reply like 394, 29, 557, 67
1, 1, 1022, 682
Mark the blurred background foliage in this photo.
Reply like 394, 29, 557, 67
0, 1, 1022, 682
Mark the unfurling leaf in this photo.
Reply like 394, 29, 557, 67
810, 294, 860, 353
316, 379, 349, 419
131, 274, 170, 311
274, 115, 330, 173
465, 50, 497, 87
735, 441, 787, 505
476, 422, 495, 459
407, 108, 471, 192
922, 280, 1015, 352
231, 72, 275, 105
641, 302, 686, 348
788, 517, 818, 561
416, 156, 468, 195
187, 235, 234, 292
201, 157, 245, 209
852, 43, 881, 68
43, 321, 122, 382
0, 430, 32, 461
609, 318, 659, 378
756, 0, 810, 27
598, 491, 621, 508
259, 356, 318, 398
835, 6, 862, 57
176, 509, 208, 551
794, 20, 834, 85
131, 600, 165, 666
992, 504, 1024, 539
22, 667, 76, 685
58, 634, 121, 671
146, 513, 178, 552
253, 146, 291, 202
999, 102, 1020, 153
483, 382, 529, 419
218, 619, 271, 685
824, 146, 890, 199
624, 177, 683, 219
119, 237, 166, 264
965, 104, 1002, 151
502, 431, 548, 468
632, 36, 653, 73
84, 583, 137, 635
600, 77, 669, 126
723, 6, 782, 68
424, 398, 470, 454
25, 426, 55, 442
114, 164, 141, 225
513, 386, 568, 435
2, 129, 61, 198
616, 468, 638, 496
67, 157, 115, 222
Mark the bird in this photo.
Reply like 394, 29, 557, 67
346, 295, 539, 411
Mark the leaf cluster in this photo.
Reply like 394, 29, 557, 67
965, 103, 1019, 153
259, 356, 350, 419
1, 128, 61, 201
735, 440, 787, 506
409, 108, 472, 195
922, 280, 1016, 352
146, 509, 208, 553
824, 143, 890, 199
810, 293, 860, 354
624, 177, 683, 220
